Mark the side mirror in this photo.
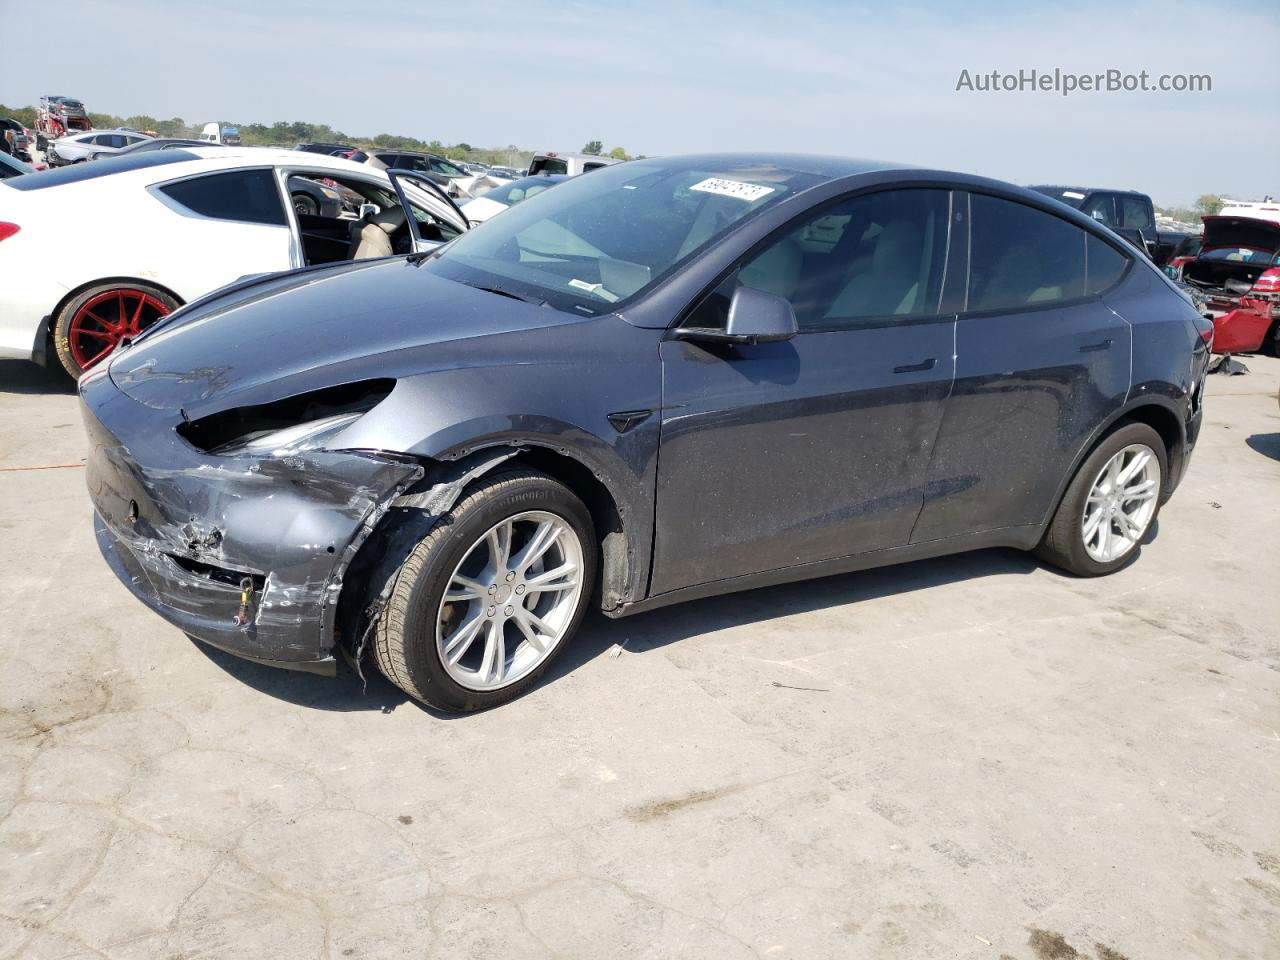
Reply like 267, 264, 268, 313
676, 286, 798, 345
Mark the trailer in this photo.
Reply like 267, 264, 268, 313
35, 95, 92, 150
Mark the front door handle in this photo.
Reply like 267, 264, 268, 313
893, 357, 936, 374
1080, 338, 1113, 353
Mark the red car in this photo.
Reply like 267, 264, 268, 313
1174, 215, 1280, 354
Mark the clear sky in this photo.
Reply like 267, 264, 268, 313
1, 0, 1275, 206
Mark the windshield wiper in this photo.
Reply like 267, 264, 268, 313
468, 283, 546, 306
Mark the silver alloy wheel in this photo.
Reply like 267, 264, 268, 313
435, 510, 585, 691
1081, 442, 1161, 563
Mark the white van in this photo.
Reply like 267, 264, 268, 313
198, 122, 241, 146
527, 152, 620, 176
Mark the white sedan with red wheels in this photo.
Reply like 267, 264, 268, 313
0, 147, 470, 378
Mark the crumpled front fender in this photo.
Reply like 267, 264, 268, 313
83, 372, 424, 665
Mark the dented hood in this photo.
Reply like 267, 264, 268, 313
107, 257, 582, 413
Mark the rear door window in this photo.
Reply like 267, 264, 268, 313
967, 194, 1087, 311
158, 169, 288, 226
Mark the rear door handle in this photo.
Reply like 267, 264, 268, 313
893, 357, 937, 374
1080, 338, 1113, 353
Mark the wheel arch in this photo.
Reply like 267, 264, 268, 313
49, 275, 186, 333
1043, 397, 1187, 528
501, 444, 630, 611
333, 440, 637, 661
47, 276, 187, 371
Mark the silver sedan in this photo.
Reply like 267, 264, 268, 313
46, 129, 152, 166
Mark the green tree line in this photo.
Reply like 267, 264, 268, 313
0, 103, 535, 167
1156, 194, 1226, 225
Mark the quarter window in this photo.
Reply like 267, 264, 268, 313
737, 188, 952, 330
1085, 234, 1129, 294
159, 169, 287, 226
968, 194, 1086, 311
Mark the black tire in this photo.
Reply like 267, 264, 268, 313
371, 469, 597, 712
1036, 421, 1168, 577
292, 193, 318, 217
52, 281, 180, 379
1265, 319, 1280, 358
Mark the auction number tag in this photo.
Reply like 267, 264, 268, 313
690, 178, 775, 203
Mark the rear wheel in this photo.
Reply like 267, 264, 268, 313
292, 193, 318, 217
372, 469, 596, 712
53, 282, 178, 378
1037, 422, 1167, 576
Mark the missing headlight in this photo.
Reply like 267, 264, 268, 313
177, 379, 395, 455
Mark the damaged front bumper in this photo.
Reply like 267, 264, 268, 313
82, 372, 423, 673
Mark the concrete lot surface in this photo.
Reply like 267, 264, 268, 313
1, 356, 1277, 960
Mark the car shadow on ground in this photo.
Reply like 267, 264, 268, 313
1245, 433, 1280, 462
547, 547, 1040, 684
196, 547, 1040, 716
0, 359, 74, 395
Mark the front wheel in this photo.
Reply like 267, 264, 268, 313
371, 469, 596, 712
1037, 421, 1167, 576
292, 193, 318, 217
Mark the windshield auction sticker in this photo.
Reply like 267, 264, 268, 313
690, 178, 775, 203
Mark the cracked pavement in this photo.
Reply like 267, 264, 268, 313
1, 356, 1277, 959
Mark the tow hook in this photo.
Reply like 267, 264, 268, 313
233, 577, 256, 627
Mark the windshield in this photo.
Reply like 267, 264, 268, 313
426, 158, 824, 315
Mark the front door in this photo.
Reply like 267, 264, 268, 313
651, 187, 960, 596
387, 169, 471, 250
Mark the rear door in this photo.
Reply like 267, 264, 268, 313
912, 192, 1133, 542
652, 187, 959, 595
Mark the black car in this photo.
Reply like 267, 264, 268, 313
294, 142, 367, 163
295, 141, 354, 154
1028, 185, 1184, 263
83, 154, 1210, 712
0, 118, 31, 160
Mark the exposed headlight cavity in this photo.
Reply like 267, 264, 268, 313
177, 379, 395, 455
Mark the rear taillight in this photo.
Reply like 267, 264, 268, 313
0, 223, 20, 242
1250, 267, 1280, 295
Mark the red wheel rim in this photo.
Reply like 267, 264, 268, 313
68, 289, 171, 371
